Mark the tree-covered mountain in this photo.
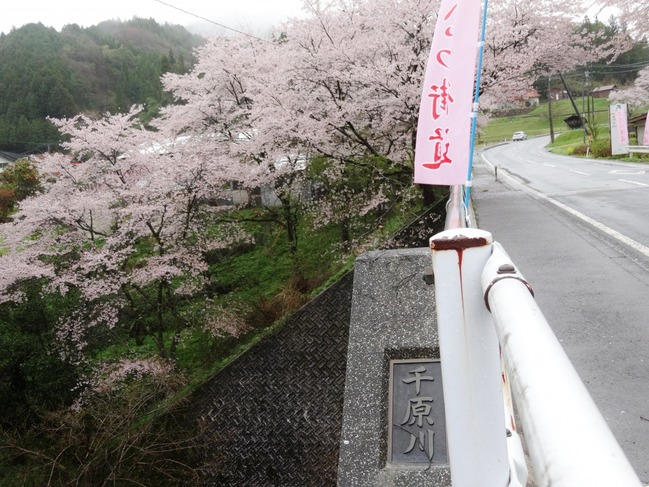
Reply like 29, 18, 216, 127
0, 18, 203, 152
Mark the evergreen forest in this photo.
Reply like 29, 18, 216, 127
0, 18, 202, 153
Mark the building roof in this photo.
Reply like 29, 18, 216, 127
591, 85, 617, 93
629, 112, 648, 124
0, 151, 21, 162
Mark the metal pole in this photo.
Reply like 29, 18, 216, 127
445, 185, 467, 230
464, 0, 489, 212
559, 72, 585, 132
482, 243, 644, 487
548, 75, 555, 143
430, 228, 510, 486
582, 70, 586, 144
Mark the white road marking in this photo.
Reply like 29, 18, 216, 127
610, 170, 646, 175
569, 170, 590, 176
521, 183, 649, 258
543, 163, 556, 168
480, 153, 649, 258
618, 179, 649, 187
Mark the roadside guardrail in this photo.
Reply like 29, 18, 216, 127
629, 145, 649, 156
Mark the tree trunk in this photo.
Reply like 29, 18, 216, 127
340, 219, 351, 249
420, 184, 436, 206
280, 196, 298, 254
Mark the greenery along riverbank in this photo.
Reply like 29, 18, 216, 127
0, 164, 445, 484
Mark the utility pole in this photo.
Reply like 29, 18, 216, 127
559, 72, 585, 132
582, 71, 586, 144
585, 70, 591, 133
548, 76, 555, 143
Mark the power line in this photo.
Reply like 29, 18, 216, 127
557, 65, 648, 83
587, 63, 649, 70
151, 0, 271, 44
590, 66, 649, 75
582, 62, 649, 74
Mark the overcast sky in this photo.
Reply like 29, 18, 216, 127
1, 0, 307, 36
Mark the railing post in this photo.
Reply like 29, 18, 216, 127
430, 228, 509, 486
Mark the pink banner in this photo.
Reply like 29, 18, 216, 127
609, 103, 629, 156
414, 0, 481, 186
644, 111, 649, 146
615, 107, 628, 144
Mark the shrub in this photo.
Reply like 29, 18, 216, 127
572, 144, 588, 156
0, 371, 202, 487
592, 139, 612, 158
246, 282, 308, 328
0, 187, 14, 221
0, 158, 41, 201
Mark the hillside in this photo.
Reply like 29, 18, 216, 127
481, 97, 616, 144
0, 18, 203, 153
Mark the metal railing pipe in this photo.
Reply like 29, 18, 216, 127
481, 243, 643, 487
445, 185, 466, 229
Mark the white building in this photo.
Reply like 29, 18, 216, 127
0, 153, 13, 172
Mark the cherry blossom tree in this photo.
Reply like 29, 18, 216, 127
610, 67, 649, 108
269, 0, 436, 210
275, 0, 433, 168
0, 106, 247, 365
481, 0, 629, 107
595, 1, 649, 39
153, 0, 631, 243
157, 34, 313, 253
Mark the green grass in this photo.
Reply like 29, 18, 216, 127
88, 197, 429, 383
546, 129, 591, 154
482, 98, 649, 165
168, 198, 433, 392
480, 97, 612, 144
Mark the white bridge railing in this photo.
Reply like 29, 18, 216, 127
430, 186, 643, 487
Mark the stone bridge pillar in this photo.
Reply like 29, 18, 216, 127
337, 248, 451, 486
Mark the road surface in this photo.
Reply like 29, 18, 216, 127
472, 137, 649, 484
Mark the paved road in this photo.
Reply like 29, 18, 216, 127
484, 137, 649, 251
472, 140, 649, 484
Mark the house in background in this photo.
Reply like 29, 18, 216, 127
509, 88, 541, 108
525, 89, 541, 106
0, 151, 19, 172
550, 87, 568, 101
592, 85, 617, 99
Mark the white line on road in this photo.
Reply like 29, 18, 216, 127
610, 170, 646, 175
569, 170, 590, 176
543, 163, 556, 168
480, 154, 649, 258
618, 179, 649, 187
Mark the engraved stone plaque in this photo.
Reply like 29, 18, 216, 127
388, 359, 447, 465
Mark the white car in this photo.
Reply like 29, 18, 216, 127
512, 131, 527, 141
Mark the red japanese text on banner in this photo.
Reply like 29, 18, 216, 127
414, 0, 481, 186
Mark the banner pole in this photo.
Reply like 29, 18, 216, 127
464, 0, 489, 215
